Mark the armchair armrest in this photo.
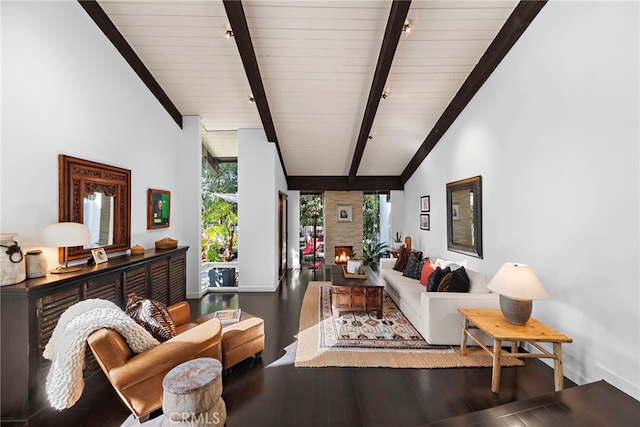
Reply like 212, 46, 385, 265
167, 301, 192, 327
108, 318, 222, 390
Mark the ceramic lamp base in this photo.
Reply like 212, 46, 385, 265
499, 294, 532, 325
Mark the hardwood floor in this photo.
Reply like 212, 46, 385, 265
42, 265, 584, 427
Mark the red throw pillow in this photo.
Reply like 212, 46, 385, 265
419, 258, 436, 286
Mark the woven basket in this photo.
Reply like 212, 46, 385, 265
130, 245, 145, 255
155, 238, 178, 250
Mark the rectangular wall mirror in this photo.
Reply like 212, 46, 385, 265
446, 176, 482, 258
59, 155, 131, 261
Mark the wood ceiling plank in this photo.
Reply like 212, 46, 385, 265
223, 0, 286, 175
348, 0, 412, 183
81, 1, 182, 128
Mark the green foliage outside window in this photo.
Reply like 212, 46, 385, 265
202, 163, 238, 262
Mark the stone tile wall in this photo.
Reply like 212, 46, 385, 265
323, 191, 363, 265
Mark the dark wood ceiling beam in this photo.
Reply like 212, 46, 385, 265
78, 1, 182, 128
400, 0, 547, 184
347, 0, 411, 185
288, 176, 403, 192
223, 1, 287, 177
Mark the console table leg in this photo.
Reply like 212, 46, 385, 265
460, 317, 469, 355
553, 342, 564, 391
491, 339, 502, 393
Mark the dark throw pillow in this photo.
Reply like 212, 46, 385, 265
445, 266, 470, 293
125, 293, 176, 342
392, 246, 409, 271
426, 266, 451, 292
402, 252, 423, 280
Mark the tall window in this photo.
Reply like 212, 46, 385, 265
201, 162, 238, 262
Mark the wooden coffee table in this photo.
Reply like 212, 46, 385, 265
458, 308, 573, 393
330, 264, 384, 318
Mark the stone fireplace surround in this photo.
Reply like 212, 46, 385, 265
323, 191, 363, 265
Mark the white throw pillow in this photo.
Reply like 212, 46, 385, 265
436, 258, 469, 270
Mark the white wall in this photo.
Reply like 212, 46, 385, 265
288, 190, 301, 270
403, 0, 639, 399
1, 2, 202, 294
237, 129, 289, 291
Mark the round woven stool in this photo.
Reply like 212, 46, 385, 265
162, 358, 226, 426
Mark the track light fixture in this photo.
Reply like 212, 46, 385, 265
381, 92, 388, 100
225, 29, 234, 38
402, 21, 412, 33
248, 95, 255, 103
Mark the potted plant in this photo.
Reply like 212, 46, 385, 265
392, 232, 403, 250
362, 239, 389, 266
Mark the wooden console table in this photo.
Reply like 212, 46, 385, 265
0, 246, 188, 425
458, 308, 573, 393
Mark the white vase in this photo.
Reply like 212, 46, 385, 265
347, 259, 362, 274
0, 233, 26, 286
26, 249, 48, 279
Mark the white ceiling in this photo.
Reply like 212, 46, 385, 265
97, 0, 519, 180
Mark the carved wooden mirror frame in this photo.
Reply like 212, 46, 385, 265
59, 155, 131, 261
446, 175, 483, 259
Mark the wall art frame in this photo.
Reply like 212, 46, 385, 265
421, 195, 430, 212
336, 204, 353, 223
420, 214, 430, 230
91, 248, 108, 264
147, 189, 171, 229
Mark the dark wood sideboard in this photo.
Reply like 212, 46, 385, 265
0, 246, 188, 426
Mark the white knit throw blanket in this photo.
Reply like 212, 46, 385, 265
43, 299, 160, 410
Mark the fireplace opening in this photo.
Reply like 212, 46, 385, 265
334, 246, 353, 264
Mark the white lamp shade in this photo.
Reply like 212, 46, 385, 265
487, 263, 549, 300
42, 222, 91, 248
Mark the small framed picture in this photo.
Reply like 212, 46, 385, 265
91, 248, 108, 264
452, 203, 461, 221
421, 195, 430, 212
420, 214, 430, 230
147, 189, 171, 229
336, 204, 353, 223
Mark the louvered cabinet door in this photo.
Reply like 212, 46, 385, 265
84, 273, 121, 306
123, 266, 148, 302
150, 260, 170, 305
168, 254, 186, 305
36, 287, 82, 405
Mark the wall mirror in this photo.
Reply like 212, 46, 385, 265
59, 155, 131, 261
446, 176, 482, 258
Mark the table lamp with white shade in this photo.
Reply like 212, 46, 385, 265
41, 222, 91, 274
487, 263, 549, 325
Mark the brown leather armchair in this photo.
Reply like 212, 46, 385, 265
87, 301, 222, 419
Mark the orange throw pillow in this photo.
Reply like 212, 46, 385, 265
419, 258, 436, 286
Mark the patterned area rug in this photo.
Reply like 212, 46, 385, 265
295, 281, 525, 369
318, 285, 451, 351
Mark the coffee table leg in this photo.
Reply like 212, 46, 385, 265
553, 342, 564, 391
491, 339, 502, 393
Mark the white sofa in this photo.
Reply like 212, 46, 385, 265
380, 257, 500, 345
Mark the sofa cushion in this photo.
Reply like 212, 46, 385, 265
419, 258, 436, 286
392, 246, 409, 271
437, 266, 470, 293
402, 253, 423, 280
426, 266, 451, 292
125, 294, 177, 342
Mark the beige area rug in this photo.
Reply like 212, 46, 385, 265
295, 281, 525, 369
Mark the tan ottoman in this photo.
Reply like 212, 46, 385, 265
198, 312, 265, 372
